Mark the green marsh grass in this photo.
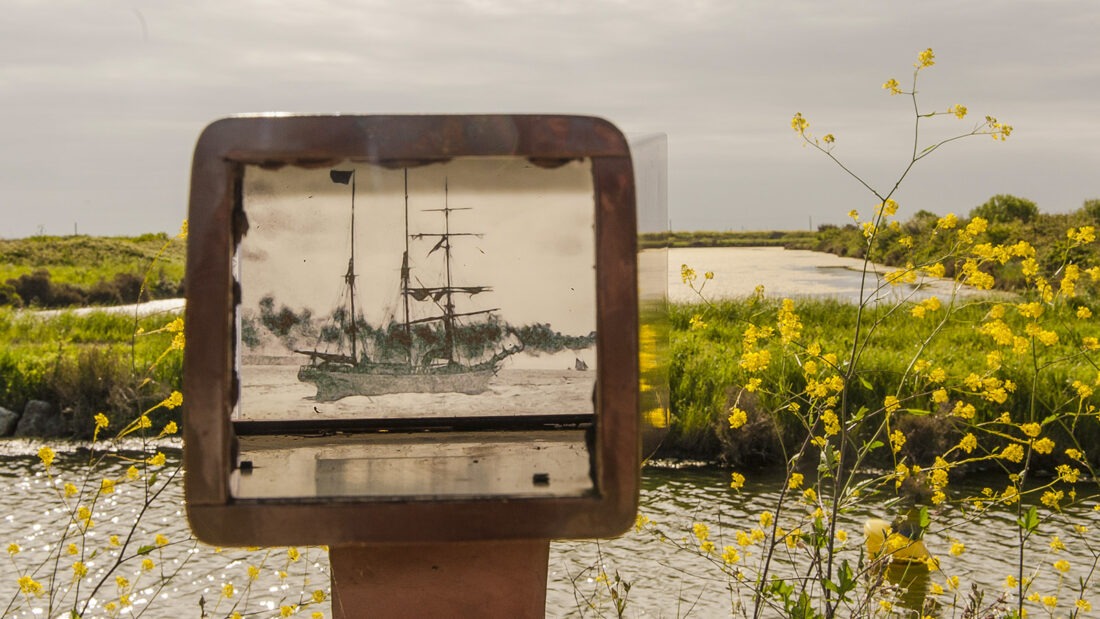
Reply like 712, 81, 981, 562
664, 297, 1100, 470
0, 306, 183, 435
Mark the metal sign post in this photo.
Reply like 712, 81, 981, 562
330, 540, 549, 617
183, 115, 668, 616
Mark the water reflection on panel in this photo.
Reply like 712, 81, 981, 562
232, 431, 593, 500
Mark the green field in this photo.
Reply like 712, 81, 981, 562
0, 234, 185, 308
0, 306, 183, 438
640, 229, 817, 249
661, 297, 1100, 468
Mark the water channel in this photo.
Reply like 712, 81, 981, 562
1, 446, 1095, 617
2, 248, 1094, 617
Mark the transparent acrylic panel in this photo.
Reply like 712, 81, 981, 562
629, 134, 671, 456
235, 157, 597, 423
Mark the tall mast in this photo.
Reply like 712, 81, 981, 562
411, 182, 479, 365
442, 178, 455, 363
330, 169, 358, 364
348, 171, 358, 364
402, 168, 412, 365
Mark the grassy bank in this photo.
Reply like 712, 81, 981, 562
641, 230, 817, 249
0, 234, 185, 307
0, 307, 183, 437
661, 297, 1100, 470
7, 294, 1098, 471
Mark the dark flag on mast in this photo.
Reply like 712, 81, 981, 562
330, 170, 354, 184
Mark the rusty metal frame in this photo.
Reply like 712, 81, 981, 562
184, 115, 639, 546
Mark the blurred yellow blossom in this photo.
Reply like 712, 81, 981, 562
916, 48, 935, 68
791, 113, 809, 135
38, 446, 56, 469
730, 472, 745, 490
728, 407, 748, 429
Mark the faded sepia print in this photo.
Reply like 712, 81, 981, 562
235, 157, 597, 421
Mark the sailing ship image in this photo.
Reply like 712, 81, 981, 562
295, 168, 524, 402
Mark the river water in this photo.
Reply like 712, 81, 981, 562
2, 445, 1095, 618
3, 248, 1092, 617
667, 246, 989, 305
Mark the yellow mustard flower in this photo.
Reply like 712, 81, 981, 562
791, 113, 809, 135
721, 545, 740, 565
38, 446, 56, 469
162, 391, 184, 410
890, 430, 907, 454
916, 48, 935, 68
958, 433, 977, 454
1000, 444, 1024, 463
18, 575, 43, 596
728, 407, 748, 429
1020, 422, 1041, 438
680, 264, 696, 283
1033, 438, 1054, 455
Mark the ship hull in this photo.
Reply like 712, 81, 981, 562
299, 364, 495, 401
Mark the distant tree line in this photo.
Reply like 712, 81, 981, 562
242, 294, 595, 358
0, 269, 184, 309
813, 195, 1100, 291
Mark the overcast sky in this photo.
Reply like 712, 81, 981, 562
2, 0, 1098, 237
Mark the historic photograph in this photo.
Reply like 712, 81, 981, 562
235, 157, 597, 421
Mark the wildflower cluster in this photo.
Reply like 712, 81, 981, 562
638, 49, 1099, 619
4, 221, 330, 617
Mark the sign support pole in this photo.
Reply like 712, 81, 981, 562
330, 540, 550, 617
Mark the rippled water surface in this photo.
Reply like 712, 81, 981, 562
667, 246, 991, 305
2, 445, 1095, 617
